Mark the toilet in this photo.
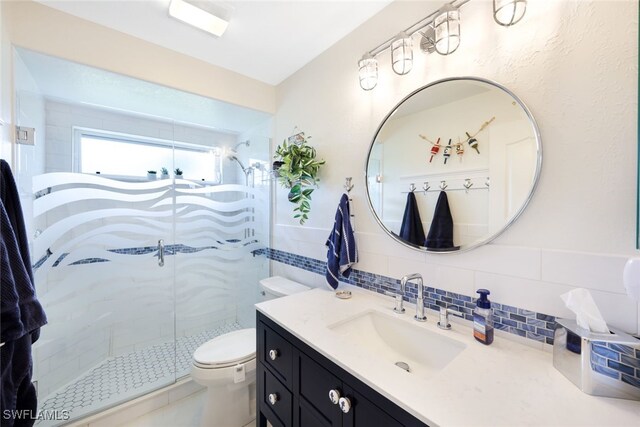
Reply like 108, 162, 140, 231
191, 276, 310, 427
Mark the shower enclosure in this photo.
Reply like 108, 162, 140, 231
12, 48, 271, 425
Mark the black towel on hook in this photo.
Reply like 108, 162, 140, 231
0, 160, 47, 343
1, 160, 47, 427
426, 191, 458, 250
399, 192, 426, 247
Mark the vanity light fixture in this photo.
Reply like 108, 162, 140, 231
434, 4, 461, 55
493, 0, 527, 26
358, 53, 378, 91
168, 0, 229, 37
391, 32, 413, 75
358, 0, 526, 90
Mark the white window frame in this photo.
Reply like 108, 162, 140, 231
72, 127, 220, 181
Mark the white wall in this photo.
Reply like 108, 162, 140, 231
272, 0, 640, 334
0, 1, 12, 160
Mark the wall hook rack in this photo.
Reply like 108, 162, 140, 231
463, 178, 473, 193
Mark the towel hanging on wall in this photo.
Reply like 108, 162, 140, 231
1, 159, 47, 427
426, 191, 459, 251
399, 192, 425, 247
325, 194, 357, 289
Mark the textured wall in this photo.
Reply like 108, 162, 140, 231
272, 0, 640, 334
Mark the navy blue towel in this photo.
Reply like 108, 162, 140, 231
1, 160, 33, 284
0, 160, 47, 343
399, 192, 426, 247
325, 194, 357, 289
426, 191, 458, 250
1, 160, 46, 426
1, 334, 37, 427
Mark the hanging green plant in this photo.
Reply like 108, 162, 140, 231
274, 133, 325, 225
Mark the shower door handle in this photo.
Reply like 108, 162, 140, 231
158, 239, 165, 267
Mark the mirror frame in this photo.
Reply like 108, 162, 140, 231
364, 76, 543, 253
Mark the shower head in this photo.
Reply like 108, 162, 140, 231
233, 140, 250, 150
227, 155, 248, 173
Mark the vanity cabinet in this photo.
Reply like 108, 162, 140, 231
257, 312, 428, 427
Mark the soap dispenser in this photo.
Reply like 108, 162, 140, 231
473, 289, 494, 345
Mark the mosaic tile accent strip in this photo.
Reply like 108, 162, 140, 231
265, 248, 558, 345
33, 241, 263, 270
37, 322, 242, 427
590, 342, 640, 389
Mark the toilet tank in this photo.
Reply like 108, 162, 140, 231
259, 276, 310, 301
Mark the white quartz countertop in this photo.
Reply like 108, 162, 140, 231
255, 285, 640, 426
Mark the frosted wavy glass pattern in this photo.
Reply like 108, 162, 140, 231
31, 174, 267, 403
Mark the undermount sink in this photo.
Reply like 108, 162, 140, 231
328, 310, 466, 377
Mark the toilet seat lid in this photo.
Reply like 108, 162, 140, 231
194, 328, 256, 367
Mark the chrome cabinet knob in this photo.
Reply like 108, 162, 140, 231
328, 389, 341, 404
268, 349, 279, 360
268, 393, 279, 405
338, 397, 351, 414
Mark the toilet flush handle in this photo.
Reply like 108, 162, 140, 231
268, 349, 279, 360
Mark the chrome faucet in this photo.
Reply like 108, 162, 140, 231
437, 306, 464, 330
384, 280, 405, 314
401, 273, 426, 322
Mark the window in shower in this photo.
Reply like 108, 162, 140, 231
76, 129, 223, 183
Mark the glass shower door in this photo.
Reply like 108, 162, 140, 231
28, 170, 177, 423
174, 135, 271, 378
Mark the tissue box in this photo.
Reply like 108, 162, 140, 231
553, 318, 640, 400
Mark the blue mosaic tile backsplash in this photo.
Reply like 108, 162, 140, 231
34, 241, 257, 269
263, 247, 562, 345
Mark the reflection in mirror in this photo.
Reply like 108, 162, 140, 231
365, 77, 541, 253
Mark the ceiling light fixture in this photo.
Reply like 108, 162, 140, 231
169, 0, 229, 38
493, 0, 527, 27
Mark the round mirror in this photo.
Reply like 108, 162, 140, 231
365, 77, 541, 253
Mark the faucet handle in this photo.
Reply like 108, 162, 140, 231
437, 306, 464, 330
384, 290, 405, 314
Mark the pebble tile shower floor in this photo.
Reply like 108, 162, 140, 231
37, 322, 243, 426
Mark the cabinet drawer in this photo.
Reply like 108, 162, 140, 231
262, 366, 292, 427
262, 323, 293, 386
298, 351, 342, 426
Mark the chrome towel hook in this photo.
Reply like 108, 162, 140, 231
463, 178, 473, 193
439, 180, 448, 191
344, 177, 354, 193
423, 181, 430, 192
485, 177, 491, 188
409, 183, 416, 192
